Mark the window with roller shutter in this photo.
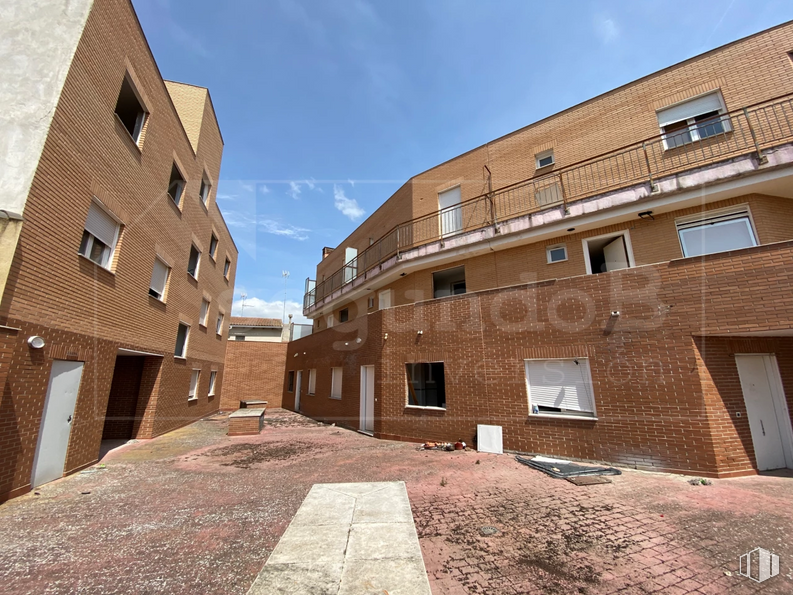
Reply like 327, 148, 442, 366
525, 358, 596, 418
79, 200, 121, 269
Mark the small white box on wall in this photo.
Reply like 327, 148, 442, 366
477, 424, 503, 454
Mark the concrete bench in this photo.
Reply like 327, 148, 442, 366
240, 399, 268, 409
228, 408, 265, 436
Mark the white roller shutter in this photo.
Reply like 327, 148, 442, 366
84, 202, 119, 247
657, 93, 723, 126
150, 258, 169, 296
525, 358, 595, 414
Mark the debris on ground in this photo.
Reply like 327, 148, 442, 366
421, 440, 468, 451
687, 477, 713, 486
480, 526, 500, 536
567, 476, 612, 486
516, 455, 621, 479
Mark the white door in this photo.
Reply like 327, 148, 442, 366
295, 371, 303, 411
438, 186, 462, 237
31, 360, 84, 488
603, 236, 629, 271
378, 289, 392, 310
359, 365, 375, 433
344, 247, 357, 283
735, 355, 793, 471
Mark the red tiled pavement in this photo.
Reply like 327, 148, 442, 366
0, 409, 791, 594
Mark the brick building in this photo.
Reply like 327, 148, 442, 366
0, 0, 237, 501
286, 23, 793, 477
221, 318, 288, 410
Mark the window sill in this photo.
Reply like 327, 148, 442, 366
405, 405, 446, 412
187, 397, 198, 402
188, 273, 199, 281
546, 258, 568, 265
174, 356, 187, 361
199, 323, 207, 329
148, 294, 166, 304
535, 162, 555, 170
78, 254, 116, 275
329, 396, 342, 400
199, 198, 209, 213
208, 393, 215, 398
529, 413, 597, 421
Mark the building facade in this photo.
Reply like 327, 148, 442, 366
286, 23, 793, 477
0, 0, 237, 501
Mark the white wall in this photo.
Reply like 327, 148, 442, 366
0, 0, 93, 215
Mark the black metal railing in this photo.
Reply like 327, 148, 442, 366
304, 94, 793, 311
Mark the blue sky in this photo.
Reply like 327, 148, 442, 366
133, 0, 793, 323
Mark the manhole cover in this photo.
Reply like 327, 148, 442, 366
480, 526, 499, 536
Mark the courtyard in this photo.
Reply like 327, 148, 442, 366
1, 409, 791, 594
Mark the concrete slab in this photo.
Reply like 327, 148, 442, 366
247, 481, 431, 595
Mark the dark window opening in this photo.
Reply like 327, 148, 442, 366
199, 177, 211, 205
209, 234, 219, 259
585, 234, 629, 274
188, 245, 200, 278
224, 258, 231, 278
287, 371, 295, 392
168, 163, 186, 206
694, 111, 725, 140
339, 308, 349, 323
432, 266, 466, 298
115, 77, 147, 143
406, 362, 446, 409
175, 323, 189, 357
235, 335, 246, 341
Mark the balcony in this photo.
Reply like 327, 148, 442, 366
304, 94, 793, 315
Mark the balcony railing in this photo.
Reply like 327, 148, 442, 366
305, 93, 793, 312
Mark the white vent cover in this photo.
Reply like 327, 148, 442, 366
477, 424, 503, 454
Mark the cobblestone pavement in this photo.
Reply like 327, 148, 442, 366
0, 409, 791, 594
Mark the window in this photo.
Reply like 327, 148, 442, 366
175, 323, 190, 358
657, 92, 730, 150
235, 335, 246, 341
168, 163, 186, 207
189, 369, 200, 400
525, 358, 596, 418
209, 233, 219, 260
378, 289, 392, 310
344, 247, 358, 284
79, 201, 121, 269
149, 257, 170, 300
438, 186, 462, 237
216, 312, 224, 335
339, 308, 349, 323
433, 266, 466, 298
677, 208, 757, 257
308, 369, 317, 395
114, 76, 147, 144
187, 244, 201, 279
583, 231, 633, 275
287, 371, 295, 392
208, 371, 217, 396
199, 175, 211, 206
200, 298, 210, 327
327, 314, 334, 328
535, 149, 555, 169
368, 296, 375, 309
223, 258, 231, 279
406, 363, 446, 409
546, 244, 568, 264
330, 367, 342, 399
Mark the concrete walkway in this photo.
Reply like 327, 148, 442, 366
247, 482, 432, 595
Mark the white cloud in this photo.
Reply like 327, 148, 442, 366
304, 179, 316, 190
259, 184, 271, 194
288, 181, 302, 200
232, 296, 310, 324
241, 182, 255, 192
221, 210, 255, 229
333, 185, 365, 220
258, 219, 310, 241
348, 179, 355, 187
594, 16, 619, 45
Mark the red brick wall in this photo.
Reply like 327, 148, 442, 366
221, 341, 288, 410
285, 240, 793, 477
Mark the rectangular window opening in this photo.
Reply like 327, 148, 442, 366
209, 234, 219, 260
432, 266, 466, 299
378, 289, 392, 310
287, 371, 295, 392
406, 362, 446, 409
584, 233, 632, 275
200, 298, 210, 327
223, 258, 231, 279
208, 371, 217, 396
331, 367, 342, 399
657, 92, 730, 150
216, 313, 224, 335
339, 308, 349, 323
115, 76, 147, 144
175, 323, 190, 358
546, 244, 568, 264
308, 369, 317, 395
168, 163, 186, 207
149, 257, 170, 300
80, 201, 121, 270
535, 149, 555, 169
189, 369, 200, 400
525, 358, 596, 418
677, 209, 758, 257
188, 245, 201, 279
199, 175, 211, 206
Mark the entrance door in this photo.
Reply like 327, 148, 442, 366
735, 354, 793, 471
438, 186, 462, 237
295, 370, 303, 411
359, 365, 375, 433
603, 236, 629, 271
31, 360, 84, 488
